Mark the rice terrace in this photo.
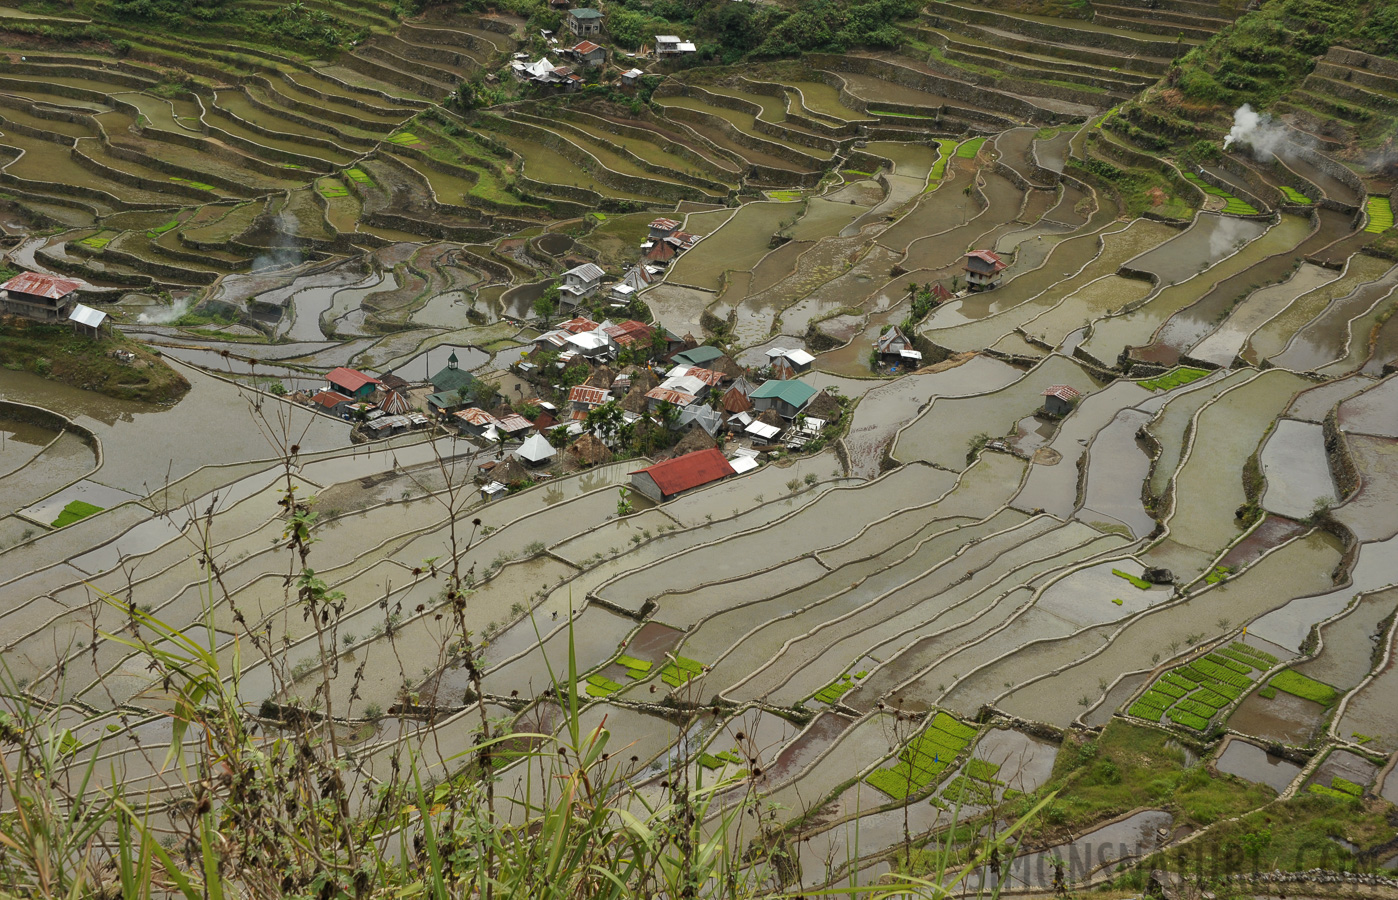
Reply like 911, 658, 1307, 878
1, 0, 1398, 893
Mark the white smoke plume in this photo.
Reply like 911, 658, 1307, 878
135, 296, 192, 325
1222, 104, 1291, 159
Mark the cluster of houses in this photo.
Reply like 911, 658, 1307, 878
301, 365, 429, 437
511, 6, 697, 90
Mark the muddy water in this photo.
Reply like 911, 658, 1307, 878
1245, 254, 1393, 365
924, 208, 1116, 329
1079, 407, 1156, 539
929, 220, 1169, 353
0, 428, 95, 518
668, 202, 791, 291
1337, 636, 1398, 752
1337, 378, 1398, 440
1131, 215, 1267, 285
1333, 435, 1398, 541
1287, 374, 1374, 422
1273, 264, 1398, 371
864, 141, 938, 179
895, 354, 1098, 470
1000, 531, 1343, 726
842, 356, 1021, 478
1214, 738, 1300, 793
1282, 153, 1360, 206
1191, 263, 1341, 367
1297, 588, 1398, 690
1230, 688, 1328, 745
0, 417, 59, 479
1084, 215, 1311, 366
1003, 810, 1173, 890
1015, 380, 1151, 518
282, 273, 378, 341
1166, 370, 1310, 556
1021, 273, 1153, 350
1260, 419, 1336, 519
0, 366, 345, 494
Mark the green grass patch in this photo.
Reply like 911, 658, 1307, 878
659, 655, 704, 687
964, 758, 1002, 785
388, 131, 422, 145
345, 167, 372, 184
1183, 172, 1259, 215
169, 176, 216, 191
78, 232, 116, 250
813, 672, 858, 705
51, 499, 103, 528
145, 220, 180, 239
1137, 366, 1208, 392
841, 169, 873, 178
615, 654, 652, 679
865, 711, 974, 800
955, 137, 985, 158
1112, 597, 1123, 605
1205, 565, 1232, 584
1112, 568, 1152, 590
1364, 195, 1393, 233
1279, 185, 1311, 204
584, 673, 624, 697
766, 190, 801, 202
1269, 669, 1338, 705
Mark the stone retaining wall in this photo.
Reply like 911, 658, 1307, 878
561, 106, 742, 184
809, 55, 1045, 126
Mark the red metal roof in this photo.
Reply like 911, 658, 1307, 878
497, 414, 533, 432
1, 271, 80, 300
685, 367, 724, 386
631, 447, 734, 496
1041, 385, 1082, 401
558, 315, 600, 334
964, 250, 1007, 271
327, 367, 381, 392
568, 385, 610, 405
454, 407, 499, 426
645, 241, 676, 262
571, 40, 601, 53
645, 387, 696, 406
312, 390, 353, 409
649, 217, 681, 231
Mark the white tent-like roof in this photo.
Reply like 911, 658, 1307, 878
515, 432, 557, 464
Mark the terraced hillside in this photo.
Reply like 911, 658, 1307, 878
5, 0, 1398, 894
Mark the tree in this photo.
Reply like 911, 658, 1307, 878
584, 400, 625, 446
534, 283, 559, 326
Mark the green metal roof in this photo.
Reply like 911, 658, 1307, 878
749, 379, 816, 407
674, 345, 723, 366
431, 366, 477, 394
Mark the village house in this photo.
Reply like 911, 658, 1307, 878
1041, 384, 1081, 416
566, 7, 603, 36
765, 347, 814, 379
559, 262, 606, 304
565, 328, 612, 359
604, 319, 653, 352
566, 40, 607, 67
454, 407, 500, 438
671, 344, 725, 370
654, 35, 697, 57
964, 250, 1007, 291
557, 314, 600, 334
644, 385, 698, 413
647, 217, 681, 241
608, 282, 636, 306
427, 391, 470, 416
676, 404, 723, 437
749, 379, 816, 419
327, 366, 382, 400
620, 67, 643, 87
629, 446, 735, 502
568, 384, 610, 419
874, 325, 922, 366
310, 390, 356, 418
496, 413, 535, 440
0, 271, 81, 321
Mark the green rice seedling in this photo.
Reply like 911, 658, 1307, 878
1269, 669, 1338, 705
1112, 568, 1152, 590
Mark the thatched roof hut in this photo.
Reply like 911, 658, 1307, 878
708, 354, 744, 381
568, 432, 613, 467
584, 364, 616, 389
803, 390, 842, 423
489, 457, 530, 486
668, 426, 716, 457
756, 408, 784, 429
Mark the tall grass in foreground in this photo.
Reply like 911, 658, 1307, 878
0, 387, 1046, 899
